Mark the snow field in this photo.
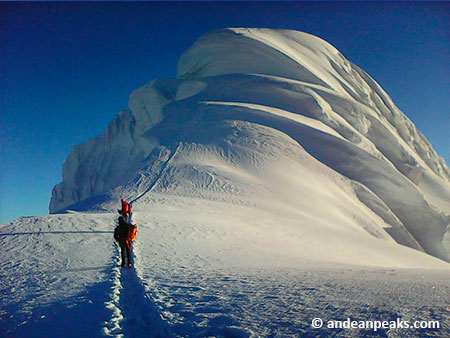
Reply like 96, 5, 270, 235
5, 27, 450, 337
1, 208, 449, 337
0, 213, 116, 337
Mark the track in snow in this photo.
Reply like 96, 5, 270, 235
102, 244, 173, 338
1, 213, 449, 337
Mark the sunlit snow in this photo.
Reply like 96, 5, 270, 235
2, 28, 449, 337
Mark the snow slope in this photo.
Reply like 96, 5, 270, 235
50, 28, 449, 264
3, 28, 450, 337
1, 211, 449, 337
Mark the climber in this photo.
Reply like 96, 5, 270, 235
118, 199, 132, 223
114, 215, 138, 267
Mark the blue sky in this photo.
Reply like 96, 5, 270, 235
1, 1, 449, 223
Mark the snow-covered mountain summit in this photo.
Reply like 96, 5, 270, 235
50, 28, 450, 264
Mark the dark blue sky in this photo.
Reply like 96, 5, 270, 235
1, 2, 449, 223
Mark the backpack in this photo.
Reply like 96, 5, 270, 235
122, 200, 131, 214
114, 216, 130, 241
126, 224, 137, 249
128, 224, 137, 241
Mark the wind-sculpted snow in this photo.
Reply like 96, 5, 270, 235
50, 28, 450, 264
2, 210, 449, 337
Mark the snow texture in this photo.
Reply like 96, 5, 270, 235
1, 211, 449, 337
2, 28, 450, 337
49, 28, 450, 264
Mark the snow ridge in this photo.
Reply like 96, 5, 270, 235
49, 28, 450, 264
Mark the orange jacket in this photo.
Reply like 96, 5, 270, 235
126, 225, 137, 249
